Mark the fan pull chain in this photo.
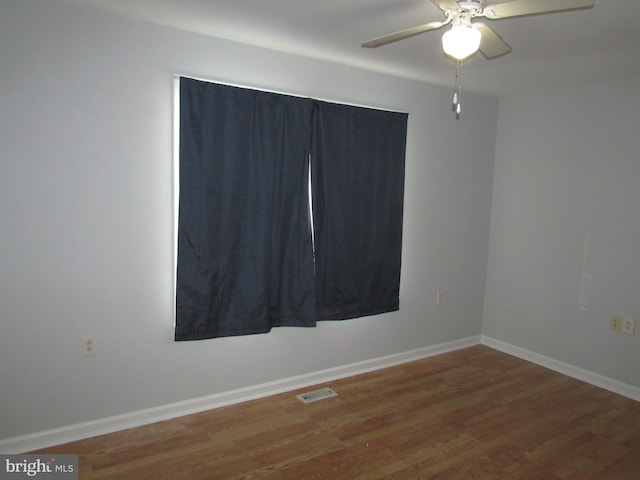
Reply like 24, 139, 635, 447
453, 60, 462, 118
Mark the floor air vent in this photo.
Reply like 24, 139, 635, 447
296, 387, 338, 404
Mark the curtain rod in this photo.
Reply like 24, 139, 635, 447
174, 74, 408, 115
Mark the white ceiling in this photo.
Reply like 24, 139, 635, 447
60, 0, 640, 97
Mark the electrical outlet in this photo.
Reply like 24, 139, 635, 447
82, 335, 97, 357
621, 318, 635, 336
611, 316, 622, 331
437, 291, 444, 305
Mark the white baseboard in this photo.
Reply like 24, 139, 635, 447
5, 335, 637, 454
481, 336, 640, 402
0, 336, 480, 454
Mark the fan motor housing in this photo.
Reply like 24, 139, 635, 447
457, 0, 485, 14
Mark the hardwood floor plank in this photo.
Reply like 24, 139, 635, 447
29, 346, 640, 479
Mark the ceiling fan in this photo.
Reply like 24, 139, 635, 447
362, 0, 596, 116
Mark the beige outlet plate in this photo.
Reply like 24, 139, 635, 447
611, 316, 622, 331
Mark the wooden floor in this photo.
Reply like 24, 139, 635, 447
32, 346, 640, 479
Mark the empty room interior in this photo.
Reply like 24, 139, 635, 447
1, 0, 639, 477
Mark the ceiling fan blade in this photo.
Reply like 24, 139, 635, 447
484, 0, 595, 20
430, 0, 461, 14
475, 23, 512, 59
362, 21, 447, 48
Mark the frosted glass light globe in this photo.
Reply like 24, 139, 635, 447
442, 25, 481, 60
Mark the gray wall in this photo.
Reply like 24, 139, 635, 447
0, 0, 497, 439
483, 76, 640, 386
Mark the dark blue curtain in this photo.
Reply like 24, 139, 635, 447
311, 101, 408, 320
175, 78, 316, 340
175, 78, 407, 340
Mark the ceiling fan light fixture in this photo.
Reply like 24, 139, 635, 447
442, 24, 481, 60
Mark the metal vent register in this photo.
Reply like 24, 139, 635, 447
296, 387, 338, 404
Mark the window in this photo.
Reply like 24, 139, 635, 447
174, 77, 407, 340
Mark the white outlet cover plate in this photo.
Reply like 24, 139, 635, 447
82, 335, 97, 356
621, 318, 635, 335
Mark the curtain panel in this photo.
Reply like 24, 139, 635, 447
175, 77, 408, 340
311, 101, 408, 320
175, 79, 316, 340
